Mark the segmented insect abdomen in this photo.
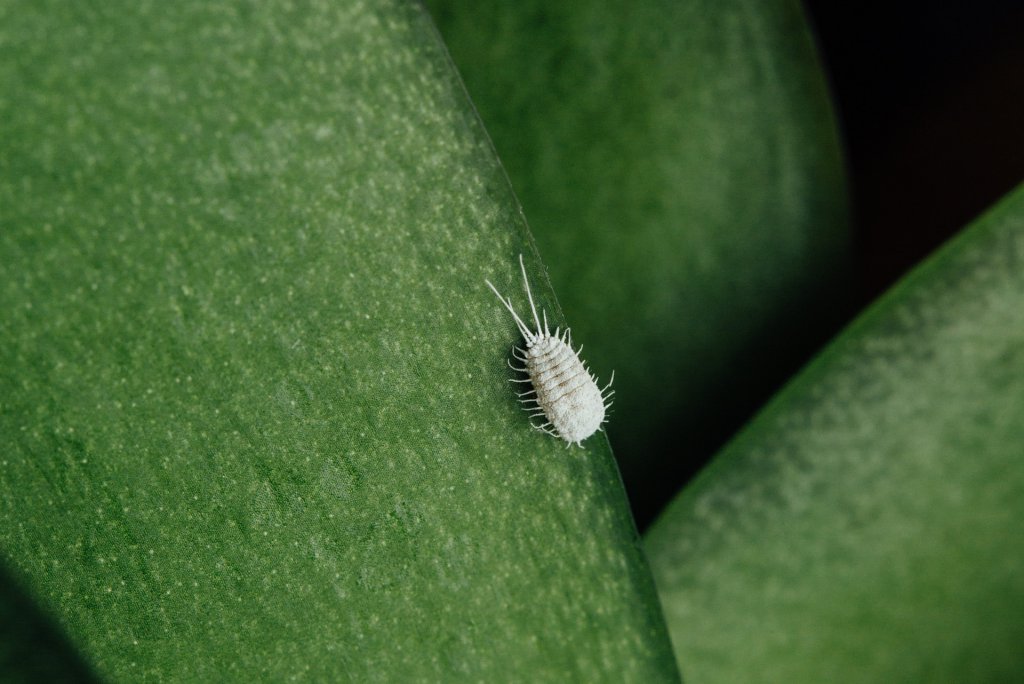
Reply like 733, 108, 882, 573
527, 337, 605, 444
486, 253, 613, 446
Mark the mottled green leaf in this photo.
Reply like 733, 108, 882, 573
645, 185, 1024, 683
0, 1, 678, 680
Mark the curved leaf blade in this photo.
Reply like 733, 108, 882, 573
645, 185, 1024, 682
0, 1, 679, 680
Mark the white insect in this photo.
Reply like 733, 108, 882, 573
486, 254, 614, 447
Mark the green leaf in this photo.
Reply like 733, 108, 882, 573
0, 1, 678, 681
425, 0, 853, 519
644, 185, 1024, 682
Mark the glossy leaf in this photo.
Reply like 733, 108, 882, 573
0, 1, 678, 680
645, 185, 1024, 683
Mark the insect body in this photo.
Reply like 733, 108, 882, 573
486, 255, 614, 446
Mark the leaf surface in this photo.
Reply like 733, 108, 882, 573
0, 1, 678, 680
645, 185, 1024, 683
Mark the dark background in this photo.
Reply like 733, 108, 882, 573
803, 0, 1024, 299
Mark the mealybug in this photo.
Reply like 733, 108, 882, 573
486, 254, 614, 447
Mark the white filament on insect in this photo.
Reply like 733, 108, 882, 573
486, 255, 614, 447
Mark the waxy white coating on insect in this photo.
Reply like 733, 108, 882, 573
486, 255, 614, 447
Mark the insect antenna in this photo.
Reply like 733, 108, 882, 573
486, 279, 536, 344
518, 254, 544, 335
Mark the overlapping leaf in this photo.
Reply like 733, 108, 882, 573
645, 185, 1024, 683
0, 1, 678, 680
